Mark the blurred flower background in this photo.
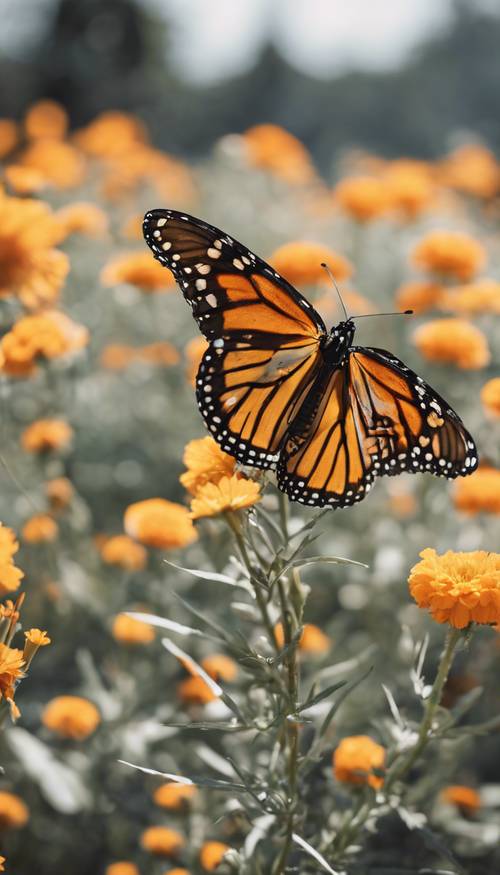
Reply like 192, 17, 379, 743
0, 1, 499, 873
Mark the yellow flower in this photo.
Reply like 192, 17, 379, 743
42, 695, 100, 740
4, 165, 48, 195
124, 498, 197, 550
19, 139, 85, 189
440, 280, 500, 315
333, 735, 385, 789
112, 613, 155, 645
0, 524, 24, 596
100, 535, 147, 571
1, 311, 88, 377
408, 548, 500, 628
395, 281, 443, 315
412, 231, 486, 281
201, 654, 238, 682
413, 318, 490, 369
440, 785, 481, 814
333, 176, 390, 222
105, 863, 139, 875
453, 466, 500, 515
45, 477, 74, 511
190, 476, 261, 520
23, 629, 51, 667
0, 119, 18, 158
481, 377, 500, 418
180, 437, 236, 496
55, 202, 109, 239
177, 675, 216, 706
269, 241, 352, 287
100, 251, 176, 292
153, 782, 198, 809
22, 514, 58, 544
274, 622, 331, 655
185, 336, 209, 387
242, 124, 316, 185
0, 644, 24, 712
140, 826, 185, 857
0, 792, 29, 829
21, 419, 73, 453
199, 841, 232, 871
24, 99, 68, 141
439, 145, 500, 199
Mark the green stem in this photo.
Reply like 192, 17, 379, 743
385, 627, 462, 793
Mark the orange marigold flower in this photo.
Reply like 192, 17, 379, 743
439, 145, 500, 200
45, 477, 74, 511
24, 99, 68, 141
19, 140, 85, 189
315, 288, 375, 323
138, 342, 180, 367
453, 466, 500, 515
0, 119, 18, 159
274, 622, 331, 655
333, 735, 385, 789
42, 695, 100, 740
112, 613, 155, 645
0, 792, 29, 829
440, 280, 500, 315
412, 231, 486, 281
395, 281, 443, 315
243, 124, 316, 186
55, 202, 109, 239
100, 344, 137, 371
201, 654, 238, 682
185, 336, 209, 386
383, 160, 435, 218
387, 483, 417, 518
0, 644, 24, 712
177, 675, 217, 706
269, 241, 352, 287
481, 377, 500, 418
190, 476, 260, 520
441, 785, 481, 813
180, 437, 236, 496
23, 629, 51, 667
333, 176, 391, 222
4, 165, 48, 195
0, 523, 24, 595
413, 318, 490, 369
153, 782, 198, 809
73, 111, 148, 158
408, 548, 500, 628
100, 251, 175, 292
101, 535, 147, 571
21, 419, 73, 453
120, 214, 143, 240
0, 854, 5, 871
105, 862, 140, 875
140, 826, 185, 857
124, 498, 197, 550
199, 841, 231, 871
22, 514, 58, 544
1, 311, 88, 377
167, 870, 190, 875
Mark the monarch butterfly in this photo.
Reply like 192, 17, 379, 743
143, 209, 478, 508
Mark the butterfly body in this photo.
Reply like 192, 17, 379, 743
143, 209, 478, 508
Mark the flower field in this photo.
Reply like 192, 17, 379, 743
0, 103, 499, 874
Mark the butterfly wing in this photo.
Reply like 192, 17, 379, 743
278, 346, 478, 507
143, 209, 326, 466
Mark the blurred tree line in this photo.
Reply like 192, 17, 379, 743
1, 0, 500, 170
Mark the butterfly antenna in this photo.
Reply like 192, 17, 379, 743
353, 310, 414, 320
321, 263, 349, 320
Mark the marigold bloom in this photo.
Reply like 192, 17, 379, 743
185, 336, 209, 386
201, 654, 238, 682
441, 785, 481, 813
73, 110, 148, 158
0, 524, 24, 595
440, 280, 500, 315
55, 202, 109, 239
0, 792, 29, 829
19, 140, 85, 189
101, 251, 175, 292
0, 855, 5, 871
105, 863, 140, 875
124, 498, 197, 550
153, 782, 198, 809
177, 675, 217, 706
334, 176, 390, 222
45, 477, 74, 511
315, 288, 375, 322
199, 841, 231, 871
167, 870, 190, 875
21, 419, 73, 453
0, 119, 18, 158
112, 613, 155, 645
4, 165, 48, 195
243, 124, 316, 185
42, 695, 100, 740
408, 548, 500, 628
481, 377, 500, 418
22, 514, 58, 544
101, 535, 147, 571
453, 466, 500, 515
333, 735, 385, 789
138, 342, 180, 367
383, 160, 435, 218
412, 231, 485, 281
24, 100, 68, 141
120, 214, 143, 240
269, 241, 352, 287
2, 311, 88, 377
274, 622, 331, 654
23, 628, 51, 666
100, 344, 137, 371
0, 644, 24, 710
413, 318, 489, 369
190, 476, 261, 520
439, 145, 500, 199
180, 437, 236, 496
140, 826, 185, 857
395, 281, 443, 315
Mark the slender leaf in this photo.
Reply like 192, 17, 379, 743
164, 560, 239, 586
297, 679, 348, 713
119, 760, 247, 792
126, 612, 205, 638
292, 833, 340, 875
319, 665, 374, 739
